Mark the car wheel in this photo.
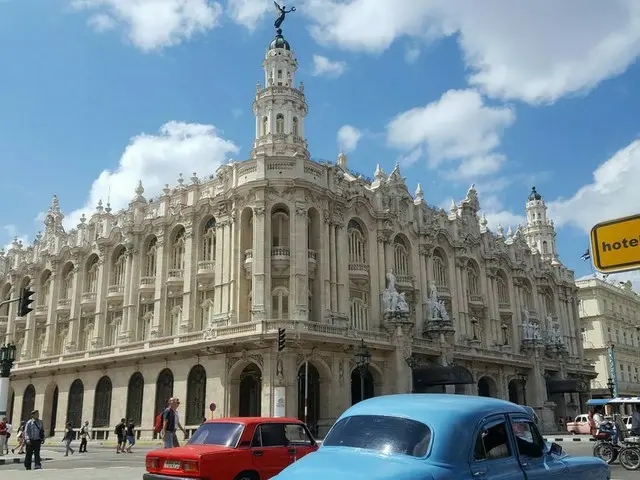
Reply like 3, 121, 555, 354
235, 471, 260, 480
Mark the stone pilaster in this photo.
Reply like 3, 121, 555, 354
42, 265, 59, 356
181, 223, 194, 332
152, 232, 166, 338
66, 262, 82, 352
293, 205, 308, 318
251, 205, 266, 319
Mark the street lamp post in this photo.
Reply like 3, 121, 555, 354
355, 339, 371, 402
0, 343, 17, 417
606, 377, 615, 398
517, 371, 528, 405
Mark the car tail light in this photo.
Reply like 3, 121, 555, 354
146, 457, 160, 469
182, 460, 199, 473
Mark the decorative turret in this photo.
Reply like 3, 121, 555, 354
251, 10, 309, 160
522, 186, 558, 262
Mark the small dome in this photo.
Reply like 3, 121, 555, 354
528, 186, 542, 201
269, 29, 290, 51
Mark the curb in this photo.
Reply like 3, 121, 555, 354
544, 437, 596, 442
0, 456, 53, 466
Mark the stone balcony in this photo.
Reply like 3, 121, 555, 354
396, 274, 413, 290
57, 299, 71, 312
197, 260, 215, 278
81, 292, 97, 307
307, 249, 317, 276
107, 284, 125, 299
167, 269, 185, 286
348, 262, 369, 284
35, 305, 48, 317
436, 285, 451, 297
468, 294, 484, 305
271, 246, 291, 275
244, 249, 253, 278
139, 276, 155, 292
498, 302, 511, 311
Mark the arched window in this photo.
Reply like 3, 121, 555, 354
155, 369, 174, 422
145, 237, 157, 277
60, 265, 74, 300
202, 218, 217, 262
544, 290, 555, 316
262, 116, 268, 136
271, 208, 290, 247
272, 287, 289, 320
349, 298, 369, 330
171, 228, 186, 270
497, 271, 510, 306
277, 69, 283, 79
542, 241, 549, 254
347, 220, 367, 264
393, 237, 409, 276
467, 263, 480, 296
522, 283, 534, 311
67, 379, 84, 428
21, 384, 35, 422
433, 250, 448, 287
111, 247, 126, 286
276, 114, 285, 134
292, 117, 299, 136
186, 365, 207, 425
85, 257, 99, 293
39, 271, 51, 307
92, 376, 112, 428
126, 372, 144, 426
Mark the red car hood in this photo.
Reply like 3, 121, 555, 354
148, 445, 234, 459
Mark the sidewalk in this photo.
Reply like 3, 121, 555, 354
0, 449, 57, 466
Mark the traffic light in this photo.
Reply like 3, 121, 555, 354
18, 287, 35, 317
277, 328, 286, 352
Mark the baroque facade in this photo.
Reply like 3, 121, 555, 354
577, 277, 640, 398
0, 27, 594, 438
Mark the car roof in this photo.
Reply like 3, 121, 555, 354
203, 417, 303, 426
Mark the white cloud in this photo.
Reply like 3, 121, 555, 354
304, 0, 640, 104
71, 0, 222, 52
444, 154, 506, 180
226, 0, 271, 30
386, 89, 515, 175
65, 121, 239, 228
337, 125, 362, 152
2, 225, 28, 252
398, 147, 423, 168
312, 54, 347, 78
548, 140, 640, 233
404, 45, 421, 64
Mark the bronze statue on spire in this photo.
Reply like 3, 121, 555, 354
274, 1, 296, 30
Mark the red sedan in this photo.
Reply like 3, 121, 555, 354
144, 417, 319, 480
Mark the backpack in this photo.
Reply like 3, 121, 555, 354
153, 413, 163, 434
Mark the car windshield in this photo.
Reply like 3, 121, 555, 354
187, 422, 244, 447
322, 415, 431, 458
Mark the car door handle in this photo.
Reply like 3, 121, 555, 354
253, 450, 263, 457
472, 470, 487, 477
288, 448, 296, 454
521, 462, 530, 468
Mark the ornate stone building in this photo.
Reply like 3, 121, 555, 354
0, 27, 593, 438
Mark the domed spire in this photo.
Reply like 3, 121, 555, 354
528, 186, 542, 201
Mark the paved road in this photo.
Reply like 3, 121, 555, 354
0, 440, 636, 479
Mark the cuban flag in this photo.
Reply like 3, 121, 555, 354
581, 249, 591, 261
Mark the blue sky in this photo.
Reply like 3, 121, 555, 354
2, 0, 640, 287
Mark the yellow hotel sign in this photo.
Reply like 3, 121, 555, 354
590, 213, 640, 273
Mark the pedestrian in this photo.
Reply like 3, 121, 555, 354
79, 421, 90, 453
12, 421, 26, 454
62, 422, 75, 456
162, 397, 186, 448
24, 410, 45, 470
125, 419, 135, 453
115, 418, 126, 453
4, 419, 12, 455
0, 416, 7, 456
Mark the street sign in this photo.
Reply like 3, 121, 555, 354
209, 402, 216, 412
590, 213, 640, 273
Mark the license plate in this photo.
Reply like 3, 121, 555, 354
164, 460, 181, 469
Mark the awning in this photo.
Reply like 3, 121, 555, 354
609, 397, 640, 404
586, 398, 611, 406
546, 379, 587, 394
412, 365, 474, 387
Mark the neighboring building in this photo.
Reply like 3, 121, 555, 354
577, 277, 640, 398
0, 26, 593, 438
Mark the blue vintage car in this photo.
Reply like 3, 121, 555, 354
274, 394, 610, 480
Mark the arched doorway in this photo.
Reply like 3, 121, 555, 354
297, 363, 320, 436
508, 379, 520, 404
50, 387, 59, 436
92, 376, 113, 428
126, 372, 144, 426
186, 365, 207, 425
477, 376, 497, 398
21, 384, 35, 422
239, 363, 261, 417
154, 369, 174, 419
67, 379, 84, 428
8, 389, 15, 424
351, 368, 374, 405
42, 383, 59, 437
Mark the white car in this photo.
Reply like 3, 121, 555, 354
623, 416, 632, 431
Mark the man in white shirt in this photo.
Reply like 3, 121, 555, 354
4, 421, 12, 454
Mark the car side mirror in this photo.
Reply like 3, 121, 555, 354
548, 442, 563, 456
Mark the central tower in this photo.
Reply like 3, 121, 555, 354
251, 24, 310, 159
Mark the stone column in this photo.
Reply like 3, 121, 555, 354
293, 205, 309, 318
417, 248, 429, 334
118, 249, 133, 342
455, 258, 468, 337
484, 270, 497, 346
181, 224, 194, 331
92, 250, 108, 348
329, 223, 337, 312
376, 234, 386, 324
66, 262, 82, 352
511, 279, 523, 353
251, 205, 266, 318
152, 232, 167, 337
336, 223, 349, 316
124, 246, 140, 339
490, 272, 502, 345
42, 266, 59, 356
213, 220, 225, 315
320, 213, 331, 322
221, 219, 233, 314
